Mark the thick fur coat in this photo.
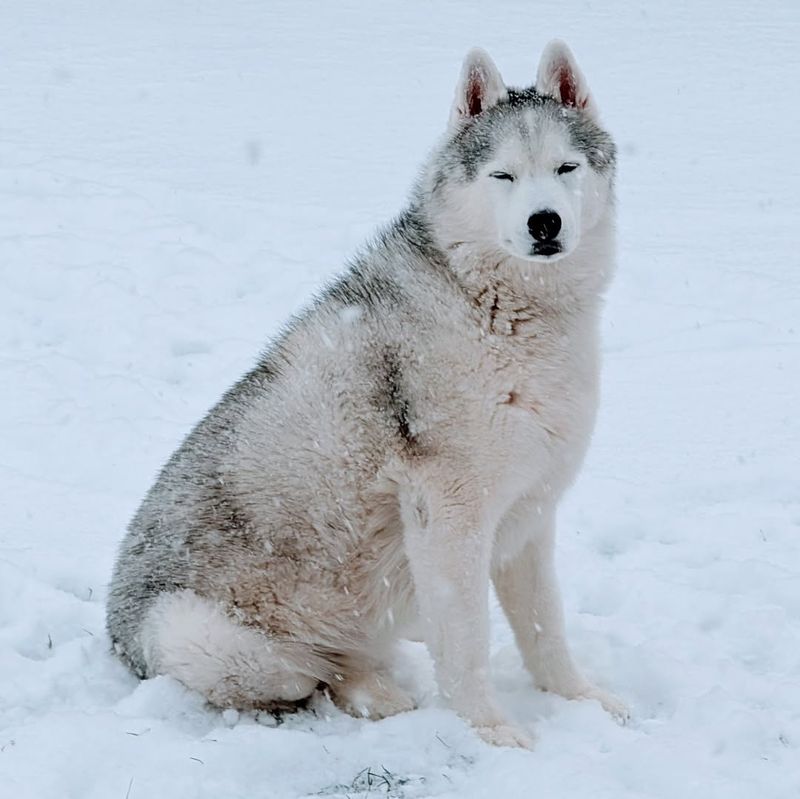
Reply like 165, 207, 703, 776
107, 41, 626, 748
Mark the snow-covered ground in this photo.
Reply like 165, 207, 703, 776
2, 2, 799, 797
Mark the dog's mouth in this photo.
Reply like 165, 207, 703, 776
531, 242, 562, 257
501, 238, 569, 263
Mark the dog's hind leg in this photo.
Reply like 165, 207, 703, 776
139, 590, 323, 709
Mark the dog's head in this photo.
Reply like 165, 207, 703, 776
426, 42, 616, 265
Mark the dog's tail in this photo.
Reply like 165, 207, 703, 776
139, 590, 332, 709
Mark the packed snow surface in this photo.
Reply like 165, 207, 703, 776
1, 2, 798, 797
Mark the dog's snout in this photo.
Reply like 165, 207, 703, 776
527, 211, 562, 242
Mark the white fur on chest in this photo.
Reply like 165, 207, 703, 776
471, 322, 600, 532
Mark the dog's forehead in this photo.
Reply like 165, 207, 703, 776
498, 105, 614, 174
491, 111, 576, 165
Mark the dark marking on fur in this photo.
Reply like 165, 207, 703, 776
469, 279, 550, 339
251, 356, 281, 385
503, 86, 549, 108
564, 113, 616, 173
383, 346, 415, 449
489, 290, 501, 335
501, 390, 564, 441
323, 268, 404, 314
198, 474, 254, 540
413, 497, 429, 528
371, 345, 424, 455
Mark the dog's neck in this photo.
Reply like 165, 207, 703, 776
411, 204, 615, 326
452, 250, 597, 346
407, 187, 614, 316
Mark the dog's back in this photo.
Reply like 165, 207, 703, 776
107, 213, 455, 677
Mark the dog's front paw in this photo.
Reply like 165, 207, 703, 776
540, 677, 630, 724
577, 685, 630, 724
475, 722, 535, 750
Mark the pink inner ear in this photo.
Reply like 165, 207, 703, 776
467, 74, 483, 116
555, 62, 589, 110
558, 64, 578, 107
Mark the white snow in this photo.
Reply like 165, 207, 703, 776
2, 2, 799, 797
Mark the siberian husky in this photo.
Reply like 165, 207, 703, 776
107, 41, 626, 748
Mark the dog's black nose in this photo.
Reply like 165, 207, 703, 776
527, 211, 561, 242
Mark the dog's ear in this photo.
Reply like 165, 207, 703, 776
449, 48, 507, 129
536, 40, 598, 120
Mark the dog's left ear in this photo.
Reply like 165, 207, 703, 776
449, 48, 507, 129
536, 40, 599, 120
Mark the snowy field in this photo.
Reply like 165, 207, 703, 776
2, 1, 799, 797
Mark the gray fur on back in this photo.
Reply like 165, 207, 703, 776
106, 207, 457, 674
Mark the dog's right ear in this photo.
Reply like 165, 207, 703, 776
448, 48, 507, 129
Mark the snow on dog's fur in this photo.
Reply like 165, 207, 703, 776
107, 41, 626, 748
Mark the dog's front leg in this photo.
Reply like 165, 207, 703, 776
492, 500, 629, 721
400, 481, 533, 749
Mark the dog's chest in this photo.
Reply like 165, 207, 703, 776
473, 327, 599, 496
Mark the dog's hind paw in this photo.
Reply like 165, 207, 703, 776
331, 670, 416, 720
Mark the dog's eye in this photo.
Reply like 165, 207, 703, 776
490, 171, 515, 182
557, 162, 579, 175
